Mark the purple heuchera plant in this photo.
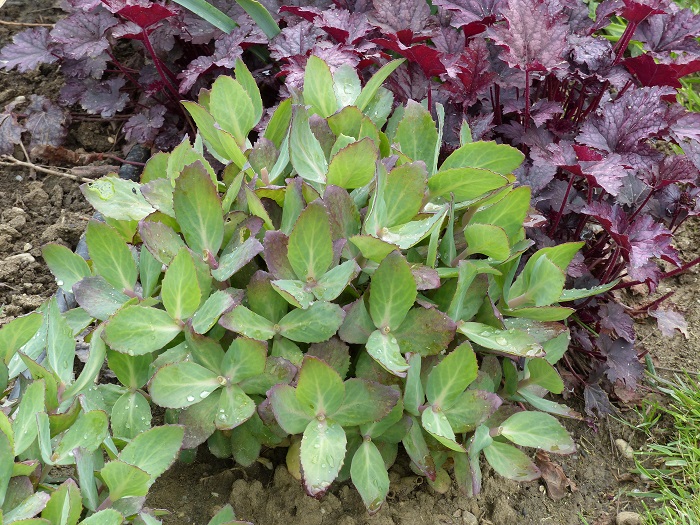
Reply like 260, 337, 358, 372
2, 0, 700, 414
0, 0, 265, 148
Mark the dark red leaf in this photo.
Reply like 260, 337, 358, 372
620, 0, 667, 24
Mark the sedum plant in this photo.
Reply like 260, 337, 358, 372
1, 56, 604, 515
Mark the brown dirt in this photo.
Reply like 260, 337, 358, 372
1, 3, 698, 525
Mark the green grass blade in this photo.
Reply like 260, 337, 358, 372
170, 0, 237, 33
234, 0, 281, 39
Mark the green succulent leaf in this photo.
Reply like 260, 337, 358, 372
41, 244, 91, 294
81, 176, 155, 221
365, 330, 409, 377
277, 302, 345, 343
304, 56, 337, 118
221, 337, 267, 383
12, 379, 45, 455
421, 407, 464, 452
287, 202, 333, 282
100, 460, 151, 500
525, 358, 564, 394
219, 306, 277, 341
444, 390, 503, 433
52, 410, 109, 464
403, 354, 424, 417
394, 101, 438, 171
191, 290, 240, 335
0, 429, 13, 508
425, 343, 478, 410
161, 249, 201, 321
464, 223, 510, 261
173, 163, 224, 258
0, 312, 42, 364
327, 138, 378, 189
332, 379, 399, 427
111, 391, 152, 440
41, 479, 82, 525
77, 510, 124, 525
354, 59, 404, 111
209, 76, 255, 146
392, 308, 456, 357
402, 416, 436, 480
211, 237, 264, 282
85, 220, 137, 292
313, 260, 360, 302
457, 322, 543, 358
103, 305, 182, 356
428, 168, 509, 203
300, 419, 346, 497
296, 357, 345, 417
119, 425, 184, 480
482, 441, 540, 481
369, 251, 416, 332
440, 141, 524, 174
289, 105, 328, 185
46, 298, 75, 385
106, 350, 151, 390
350, 440, 389, 514
269, 384, 314, 434
216, 385, 256, 430
149, 361, 222, 409
498, 411, 576, 454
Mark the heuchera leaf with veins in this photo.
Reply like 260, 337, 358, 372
0, 109, 24, 155
0, 27, 58, 72
50, 10, 118, 60
124, 105, 167, 143
25, 95, 70, 148
649, 308, 689, 338
598, 335, 645, 388
79, 78, 129, 118
488, 0, 570, 72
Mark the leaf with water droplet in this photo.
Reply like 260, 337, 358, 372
350, 440, 389, 514
300, 419, 346, 497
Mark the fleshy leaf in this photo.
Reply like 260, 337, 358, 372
332, 379, 399, 427
287, 202, 333, 282
482, 441, 541, 482
365, 330, 409, 377
369, 251, 417, 331
103, 306, 181, 356
351, 440, 389, 513
149, 361, 221, 409
300, 419, 346, 497
296, 357, 345, 417
498, 411, 576, 454
173, 162, 224, 258
277, 302, 345, 343
425, 343, 478, 409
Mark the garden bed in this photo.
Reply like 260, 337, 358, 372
2, 1, 700, 524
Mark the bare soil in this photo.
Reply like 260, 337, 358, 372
1, 2, 698, 525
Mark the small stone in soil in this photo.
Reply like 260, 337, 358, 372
615, 439, 635, 460
616, 511, 641, 525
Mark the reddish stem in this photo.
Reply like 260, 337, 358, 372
549, 171, 576, 236
612, 255, 700, 291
